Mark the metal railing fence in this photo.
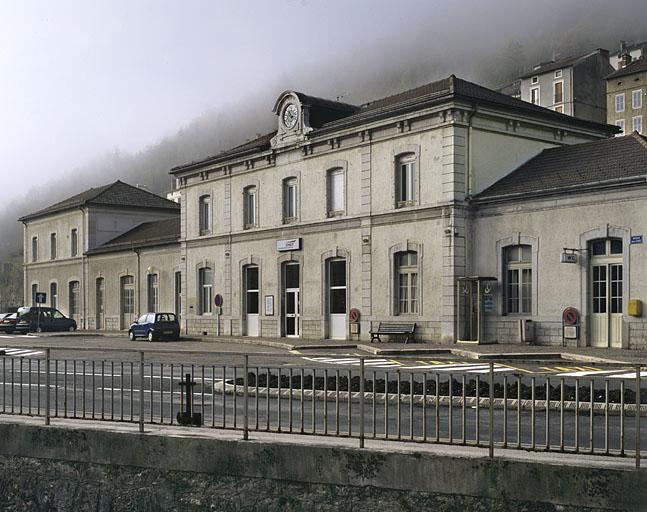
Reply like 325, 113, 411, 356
0, 347, 644, 467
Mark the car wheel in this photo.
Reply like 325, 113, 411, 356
128, 330, 136, 341
68, 325, 76, 332
148, 331, 156, 342
36, 327, 43, 333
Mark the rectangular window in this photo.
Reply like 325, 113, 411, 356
199, 195, 211, 235
615, 119, 625, 136
633, 115, 643, 134
245, 266, 259, 315
147, 274, 159, 312
327, 169, 345, 215
553, 81, 563, 104
70, 229, 78, 257
504, 245, 532, 314
199, 268, 213, 314
283, 179, 297, 222
50, 282, 57, 310
396, 251, 418, 315
50, 233, 57, 260
615, 93, 625, 113
244, 187, 257, 227
554, 69, 562, 78
530, 87, 540, 105
32, 236, 38, 262
396, 154, 416, 206
632, 89, 642, 109
531, 76, 539, 84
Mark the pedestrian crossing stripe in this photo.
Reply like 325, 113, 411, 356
0, 348, 44, 357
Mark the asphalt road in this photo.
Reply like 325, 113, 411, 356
0, 333, 645, 454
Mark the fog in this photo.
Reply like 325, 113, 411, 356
1, 0, 646, 259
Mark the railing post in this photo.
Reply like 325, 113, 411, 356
359, 357, 365, 448
636, 365, 641, 469
243, 354, 249, 441
45, 348, 50, 426
139, 351, 145, 433
489, 362, 494, 458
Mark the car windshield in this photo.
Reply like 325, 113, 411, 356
157, 313, 177, 323
17, 307, 30, 316
53, 310, 65, 319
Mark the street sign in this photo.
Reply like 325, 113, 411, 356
560, 253, 577, 263
214, 294, 224, 308
277, 238, 301, 251
35, 292, 47, 304
631, 235, 643, 244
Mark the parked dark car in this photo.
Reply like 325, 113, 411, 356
14, 307, 77, 334
129, 313, 180, 341
0, 313, 18, 334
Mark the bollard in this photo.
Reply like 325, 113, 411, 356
177, 373, 202, 426
489, 362, 494, 458
636, 365, 641, 469
139, 352, 144, 433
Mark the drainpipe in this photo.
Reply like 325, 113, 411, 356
135, 247, 141, 317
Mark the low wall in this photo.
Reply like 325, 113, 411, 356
0, 421, 645, 511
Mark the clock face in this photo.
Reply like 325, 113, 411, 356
283, 103, 298, 129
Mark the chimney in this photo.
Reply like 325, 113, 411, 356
620, 52, 632, 69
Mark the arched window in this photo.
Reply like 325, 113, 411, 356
395, 153, 416, 207
199, 195, 211, 235
147, 273, 159, 312
326, 168, 345, 216
504, 245, 532, 314
283, 177, 298, 222
199, 267, 213, 314
395, 251, 418, 314
244, 186, 257, 228
69, 281, 80, 317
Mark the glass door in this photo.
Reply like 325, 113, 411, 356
283, 263, 300, 337
590, 239, 623, 348
327, 259, 347, 339
244, 266, 259, 336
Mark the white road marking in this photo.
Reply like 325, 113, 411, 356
553, 369, 626, 377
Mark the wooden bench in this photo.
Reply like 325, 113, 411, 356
369, 322, 416, 344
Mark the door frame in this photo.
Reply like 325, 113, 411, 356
279, 259, 302, 338
325, 257, 348, 340
243, 264, 260, 337
580, 226, 629, 348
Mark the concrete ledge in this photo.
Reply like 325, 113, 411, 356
0, 417, 645, 510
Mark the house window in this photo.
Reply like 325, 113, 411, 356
69, 281, 80, 317
396, 153, 416, 206
530, 87, 540, 105
531, 76, 539, 84
147, 274, 159, 312
554, 69, 562, 78
504, 245, 532, 314
283, 178, 297, 222
31, 283, 38, 306
633, 115, 643, 134
615, 119, 625, 136
553, 81, 563, 105
32, 236, 38, 262
70, 229, 78, 257
395, 251, 418, 315
199, 195, 211, 235
615, 93, 625, 113
327, 168, 345, 216
198, 267, 213, 315
50, 233, 57, 260
632, 89, 642, 109
243, 186, 257, 228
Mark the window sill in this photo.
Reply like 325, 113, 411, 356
283, 217, 298, 225
327, 211, 345, 218
243, 224, 258, 230
199, 231, 212, 237
396, 201, 417, 209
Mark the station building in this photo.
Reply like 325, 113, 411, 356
22, 75, 647, 349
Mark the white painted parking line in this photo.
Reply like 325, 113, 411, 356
553, 369, 626, 378
609, 371, 647, 379
466, 367, 515, 374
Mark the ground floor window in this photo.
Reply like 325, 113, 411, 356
69, 281, 80, 317
395, 251, 418, 314
504, 245, 532, 314
199, 267, 213, 314
244, 266, 259, 315
147, 273, 159, 312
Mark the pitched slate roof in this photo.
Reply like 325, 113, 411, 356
519, 55, 584, 79
20, 180, 180, 222
474, 132, 647, 202
86, 217, 180, 255
606, 57, 647, 80
171, 75, 617, 174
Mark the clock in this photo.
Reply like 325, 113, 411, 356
282, 103, 298, 129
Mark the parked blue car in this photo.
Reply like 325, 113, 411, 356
128, 312, 180, 341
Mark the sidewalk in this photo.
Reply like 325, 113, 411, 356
32, 329, 647, 364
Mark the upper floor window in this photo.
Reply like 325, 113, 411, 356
282, 178, 298, 223
632, 89, 642, 109
553, 81, 563, 105
530, 87, 540, 105
633, 115, 643, 134
31, 236, 38, 262
395, 251, 418, 315
615, 93, 625, 113
554, 69, 562, 78
504, 245, 532, 314
70, 228, 78, 257
531, 76, 539, 84
327, 168, 345, 216
199, 195, 211, 235
615, 119, 625, 136
243, 186, 257, 228
50, 233, 57, 260
198, 267, 213, 315
396, 153, 416, 207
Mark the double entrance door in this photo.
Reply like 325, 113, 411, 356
590, 239, 623, 348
